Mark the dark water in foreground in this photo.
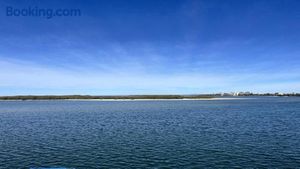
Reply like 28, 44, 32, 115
0, 97, 300, 168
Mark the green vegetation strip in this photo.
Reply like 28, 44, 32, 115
0, 95, 214, 100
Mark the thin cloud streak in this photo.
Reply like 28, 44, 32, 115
0, 58, 299, 95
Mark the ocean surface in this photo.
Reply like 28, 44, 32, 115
0, 97, 300, 168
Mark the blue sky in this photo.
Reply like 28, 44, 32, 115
0, 0, 299, 95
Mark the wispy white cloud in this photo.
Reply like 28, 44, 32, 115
0, 57, 299, 95
1, 38, 299, 95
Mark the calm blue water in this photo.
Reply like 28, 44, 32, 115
0, 97, 300, 168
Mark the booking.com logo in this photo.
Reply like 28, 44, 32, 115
6, 6, 81, 19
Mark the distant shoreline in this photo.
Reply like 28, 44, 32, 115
0, 98, 247, 101
0, 94, 298, 101
0, 95, 214, 101
65, 98, 245, 101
